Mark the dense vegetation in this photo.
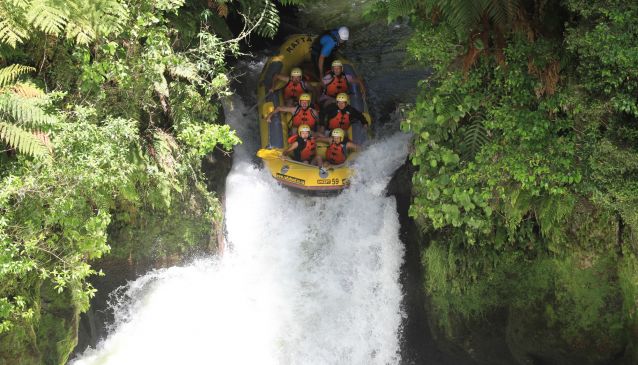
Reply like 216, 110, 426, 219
2, 0, 636, 363
0, 0, 299, 363
369, 0, 638, 362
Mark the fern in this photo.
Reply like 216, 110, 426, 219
387, 0, 419, 20
0, 65, 36, 88
65, 19, 96, 45
0, 64, 57, 158
0, 122, 50, 157
0, 0, 29, 47
26, 0, 69, 35
0, 0, 128, 47
0, 19, 28, 47
12, 82, 45, 99
242, 0, 279, 39
76, 0, 128, 38
168, 63, 200, 83
459, 117, 488, 161
0, 94, 57, 129
383, 0, 521, 37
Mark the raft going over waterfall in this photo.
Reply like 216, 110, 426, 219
256, 34, 371, 192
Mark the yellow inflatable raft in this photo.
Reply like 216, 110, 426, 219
256, 34, 371, 192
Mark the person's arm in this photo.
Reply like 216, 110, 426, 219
266, 106, 295, 122
282, 142, 298, 158
350, 107, 369, 126
346, 141, 360, 152
318, 55, 326, 80
317, 37, 336, 79
269, 74, 289, 93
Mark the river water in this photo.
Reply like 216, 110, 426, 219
71, 52, 412, 364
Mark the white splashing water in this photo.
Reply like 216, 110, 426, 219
71, 62, 411, 365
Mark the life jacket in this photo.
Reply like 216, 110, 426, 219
323, 73, 350, 97
283, 80, 307, 100
326, 141, 347, 165
311, 29, 341, 58
327, 107, 352, 131
287, 135, 316, 162
290, 106, 319, 129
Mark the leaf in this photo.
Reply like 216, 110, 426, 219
12, 82, 45, 99
0, 122, 51, 157
0, 65, 35, 88
26, 0, 69, 35
0, 93, 58, 128
460, 118, 488, 161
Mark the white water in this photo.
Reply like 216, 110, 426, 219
71, 63, 411, 365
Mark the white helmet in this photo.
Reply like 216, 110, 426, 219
338, 26, 349, 41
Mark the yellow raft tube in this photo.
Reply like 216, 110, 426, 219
256, 34, 371, 192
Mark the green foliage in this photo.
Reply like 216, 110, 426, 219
0, 64, 35, 87
0, 122, 49, 157
0, 0, 277, 359
376, 0, 521, 37
458, 116, 488, 161
0, 65, 56, 158
0, 0, 128, 47
397, 0, 638, 356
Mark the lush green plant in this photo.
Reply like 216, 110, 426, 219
0, 0, 302, 362
389, 0, 638, 358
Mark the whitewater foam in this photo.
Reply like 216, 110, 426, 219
71, 75, 411, 364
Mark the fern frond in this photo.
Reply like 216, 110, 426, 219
0, 0, 30, 46
65, 20, 96, 45
486, 0, 520, 30
0, 19, 29, 47
0, 93, 58, 129
83, 0, 129, 36
387, 0, 419, 21
0, 122, 50, 157
168, 64, 200, 83
459, 117, 488, 161
252, 0, 279, 39
0, 65, 36, 88
26, 0, 69, 35
12, 82, 45, 99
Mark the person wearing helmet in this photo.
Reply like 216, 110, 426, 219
320, 92, 368, 134
283, 124, 322, 166
320, 59, 365, 106
269, 67, 312, 106
266, 93, 319, 135
311, 26, 349, 80
316, 127, 360, 166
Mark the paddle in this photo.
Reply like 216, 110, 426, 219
256, 148, 282, 159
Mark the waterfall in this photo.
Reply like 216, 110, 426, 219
71, 61, 411, 365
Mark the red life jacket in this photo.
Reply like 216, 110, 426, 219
323, 73, 350, 97
287, 135, 316, 162
326, 141, 347, 165
283, 80, 307, 100
291, 106, 319, 129
327, 108, 352, 131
